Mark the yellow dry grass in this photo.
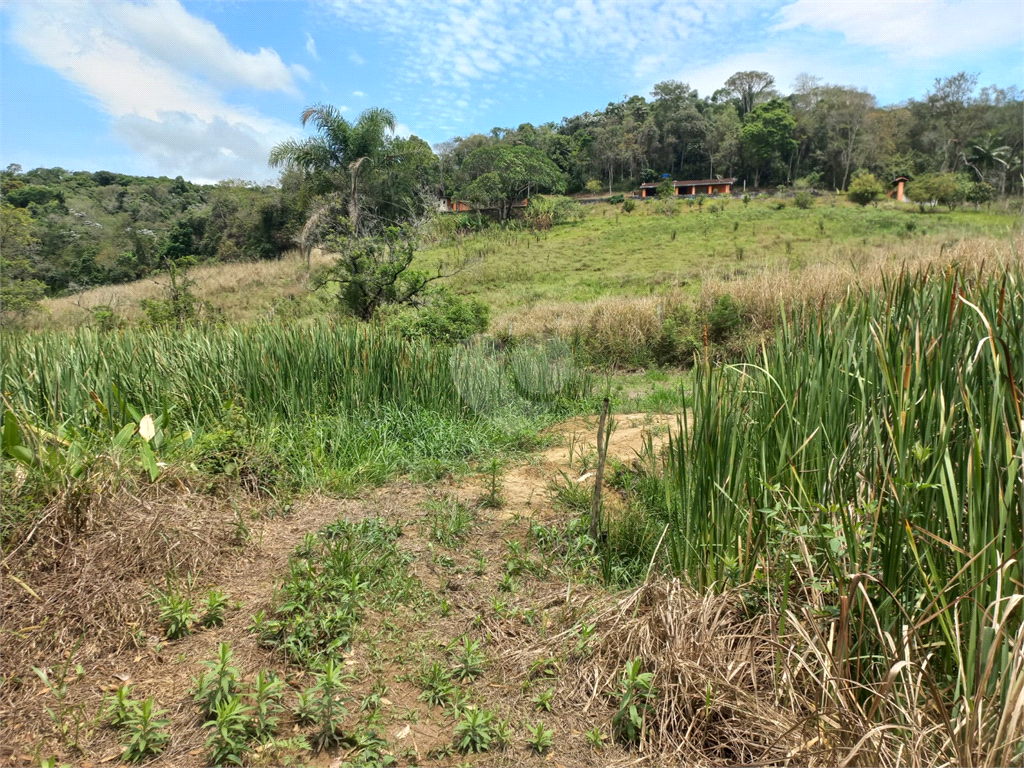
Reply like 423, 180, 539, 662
28, 249, 334, 331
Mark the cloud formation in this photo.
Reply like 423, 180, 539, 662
775, 0, 1018, 58
9, 1, 303, 182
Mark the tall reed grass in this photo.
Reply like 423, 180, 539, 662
650, 262, 1022, 761
1, 323, 590, 515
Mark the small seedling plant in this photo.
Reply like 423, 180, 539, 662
193, 642, 241, 719
250, 669, 285, 739
121, 697, 171, 763
526, 721, 554, 753
453, 707, 494, 753
201, 588, 231, 628
152, 583, 196, 640
203, 694, 254, 766
611, 658, 657, 745
417, 660, 454, 707
306, 658, 353, 752
103, 684, 141, 728
450, 636, 486, 681
532, 687, 555, 712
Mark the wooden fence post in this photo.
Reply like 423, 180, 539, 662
589, 397, 610, 542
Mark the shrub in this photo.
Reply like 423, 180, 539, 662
524, 195, 583, 229
584, 179, 603, 195
846, 171, 885, 206
656, 180, 674, 199
621, 199, 635, 212
387, 287, 488, 344
607, 194, 625, 205
705, 294, 743, 344
793, 191, 814, 209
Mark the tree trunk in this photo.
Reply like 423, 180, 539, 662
348, 157, 368, 234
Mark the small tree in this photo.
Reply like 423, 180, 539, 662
906, 173, 969, 211
656, 180, 675, 200
140, 259, 203, 329
584, 179, 603, 195
966, 181, 995, 210
318, 224, 464, 322
846, 171, 885, 206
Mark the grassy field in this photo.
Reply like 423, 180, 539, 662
2, 197, 1022, 768
421, 196, 1020, 312
32, 195, 1021, 332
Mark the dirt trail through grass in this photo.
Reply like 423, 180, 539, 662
1, 411, 675, 768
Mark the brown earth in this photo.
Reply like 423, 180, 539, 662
1, 414, 679, 768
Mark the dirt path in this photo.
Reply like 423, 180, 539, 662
1, 412, 677, 768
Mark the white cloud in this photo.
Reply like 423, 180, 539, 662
775, 0, 1020, 58
350, 51, 366, 65
328, 0, 736, 87
353, 90, 366, 97
391, 123, 413, 139
306, 33, 320, 60
8, 1, 302, 182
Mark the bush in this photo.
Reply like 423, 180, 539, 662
847, 171, 885, 206
584, 179, 603, 195
524, 195, 583, 229
387, 287, 489, 344
793, 191, 814, 209
607, 194, 625, 205
621, 199, 635, 213
656, 180, 675, 199
705, 294, 743, 344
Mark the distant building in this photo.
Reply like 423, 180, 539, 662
638, 178, 737, 197
888, 176, 910, 202
441, 197, 529, 214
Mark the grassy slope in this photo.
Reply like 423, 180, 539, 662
417, 196, 1020, 312
33, 196, 1021, 331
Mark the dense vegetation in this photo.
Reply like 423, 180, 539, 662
2, 69, 1019, 321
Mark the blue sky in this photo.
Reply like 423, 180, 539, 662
1, 0, 1021, 184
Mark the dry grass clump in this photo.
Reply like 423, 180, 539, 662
1, 480, 246, 683
30, 249, 333, 331
492, 234, 1021, 367
507, 579, 822, 766
494, 292, 692, 367
702, 233, 1020, 333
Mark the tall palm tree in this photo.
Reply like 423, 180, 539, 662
269, 105, 396, 266
965, 133, 1011, 192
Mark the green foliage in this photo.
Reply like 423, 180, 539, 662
585, 726, 607, 749
532, 687, 555, 712
249, 670, 285, 740
305, 658, 353, 752
846, 171, 885, 206
203, 695, 253, 766
740, 99, 797, 186
193, 643, 242, 719
201, 589, 231, 628
793, 191, 814, 209
151, 584, 196, 640
449, 636, 487, 681
656, 180, 675, 199
104, 685, 141, 729
120, 697, 171, 763
319, 225, 440, 321
139, 259, 208, 328
386, 286, 488, 344
612, 659, 657, 745
256, 517, 417, 665
460, 144, 566, 221
607, 194, 625, 205
906, 172, 973, 210
585, 179, 603, 194
423, 494, 475, 548
526, 721, 554, 753
417, 660, 455, 707
524, 195, 584, 229
453, 707, 494, 753
704, 294, 743, 344
621, 198, 635, 212
621, 265, 1023, 757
